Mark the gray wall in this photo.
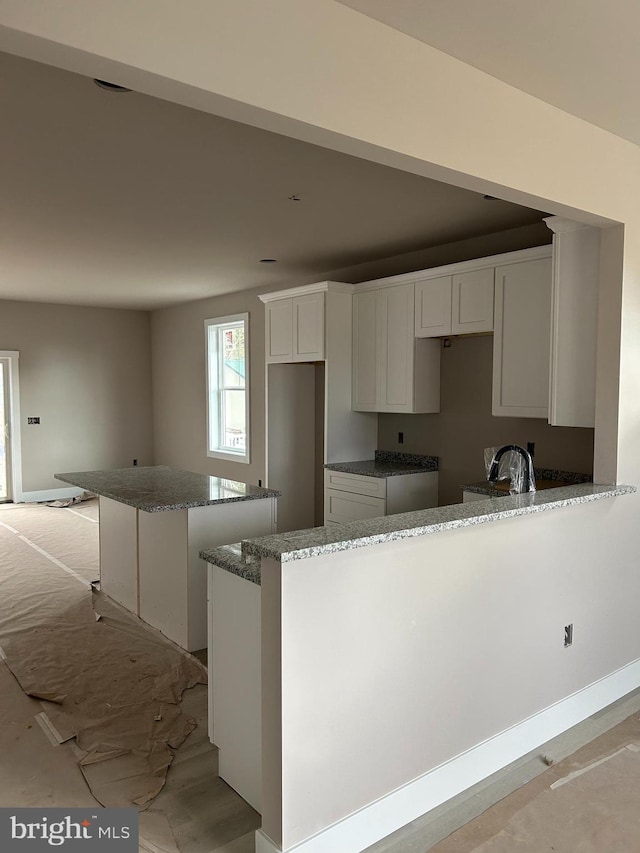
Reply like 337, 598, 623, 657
0, 300, 153, 493
151, 288, 269, 486
378, 334, 594, 506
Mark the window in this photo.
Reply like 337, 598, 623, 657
205, 313, 250, 463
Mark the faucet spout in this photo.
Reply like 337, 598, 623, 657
488, 445, 535, 493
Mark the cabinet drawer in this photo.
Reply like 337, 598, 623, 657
325, 489, 386, 524
324, 469, 387, 499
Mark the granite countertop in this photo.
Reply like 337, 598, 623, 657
234, 483, 634, 565
462, 467, 592, 497
55, 465, 280, 513
201, 543, 263, 584
325, 450, 438, 478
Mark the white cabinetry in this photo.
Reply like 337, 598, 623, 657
492, 255, 552, 418
451, 267, 495, 334
545, 217, 600, 428
265, 290, 325, 363
414, 276, 452, 337
324, 469, 438, 524
415, 267, 494, 337
261, 282, 377, 532
353, 283, 440, 413
462, 490, 490, 503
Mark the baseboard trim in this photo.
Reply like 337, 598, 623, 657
260, 657, 640, 853
255, 831, 280, 853
19, 487, 84, 504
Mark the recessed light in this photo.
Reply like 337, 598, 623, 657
93, 79, 132, 93
260, 258, 278, 264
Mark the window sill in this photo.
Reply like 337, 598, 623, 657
207, 449, 251, 465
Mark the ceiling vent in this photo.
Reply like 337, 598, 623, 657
93, 79, 132, 93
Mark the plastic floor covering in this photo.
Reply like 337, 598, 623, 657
0, 500, 259, 853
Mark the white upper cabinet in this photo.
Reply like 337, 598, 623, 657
545, 217, 600, 428
264, 290, 325, 363
292, 292, 325, 361
265, 299, 294, 362
451, 267, 494, 334
352, 289, 378, 411
415, 276, 452, 336
416, 267, 494, 337
353, 283, 440, 413
492, 255, 552, 418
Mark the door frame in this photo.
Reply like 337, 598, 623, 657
0, 351, 22, 503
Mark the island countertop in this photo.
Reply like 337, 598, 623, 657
237, 483, 634, 564
55, 465, 280, 513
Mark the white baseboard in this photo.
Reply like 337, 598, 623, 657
255, 831, 280, 853
19, 487, 84, 504
258, 657, 640, 853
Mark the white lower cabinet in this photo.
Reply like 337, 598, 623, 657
492, 255, 552, 418
208, 564, 262, 813
324, 469, 438, 524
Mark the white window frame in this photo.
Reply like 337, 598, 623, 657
205, 313, 250, 464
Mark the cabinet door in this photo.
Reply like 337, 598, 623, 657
352, 290, 378, 411
325, 488, 386, 524
293, 292, 325, 361
452, 267, 494, 334
266, 299, 293, 362
415, 276, 452, 337
547, 220, 599, 428
492, 258, 552, 418
379, 284, 415, 412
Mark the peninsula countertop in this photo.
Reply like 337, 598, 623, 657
55, 465, 280, 513
206, 483, 634, 567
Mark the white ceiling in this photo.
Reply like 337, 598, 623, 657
0, 50, 546, 311
339, 0, 640, 146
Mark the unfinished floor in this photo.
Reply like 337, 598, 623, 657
1, 500, 639, 853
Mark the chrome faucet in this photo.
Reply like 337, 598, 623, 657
488, 445, 536, 493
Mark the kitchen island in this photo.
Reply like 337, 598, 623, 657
203, 481, 636, 853
56, 465, 278, 651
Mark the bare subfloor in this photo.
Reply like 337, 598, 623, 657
2, 500, 640, 853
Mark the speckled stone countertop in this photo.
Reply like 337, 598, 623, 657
325, 450, 438, 478
201, 543, 263, 584
237, 483, 634, 564
55, 465, 280, 513
462, 468, 592, 497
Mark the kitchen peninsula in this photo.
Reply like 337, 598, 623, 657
55, 465, 278, 651
203, 481, 635, 853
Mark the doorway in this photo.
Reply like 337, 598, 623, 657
0, 352, 22, 504
0, 358, 10, 502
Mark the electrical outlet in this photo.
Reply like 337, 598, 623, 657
564, 624, 573, 647
398, 431, 404, 445
27, 417, 40, 425
133, 459, 138, 466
